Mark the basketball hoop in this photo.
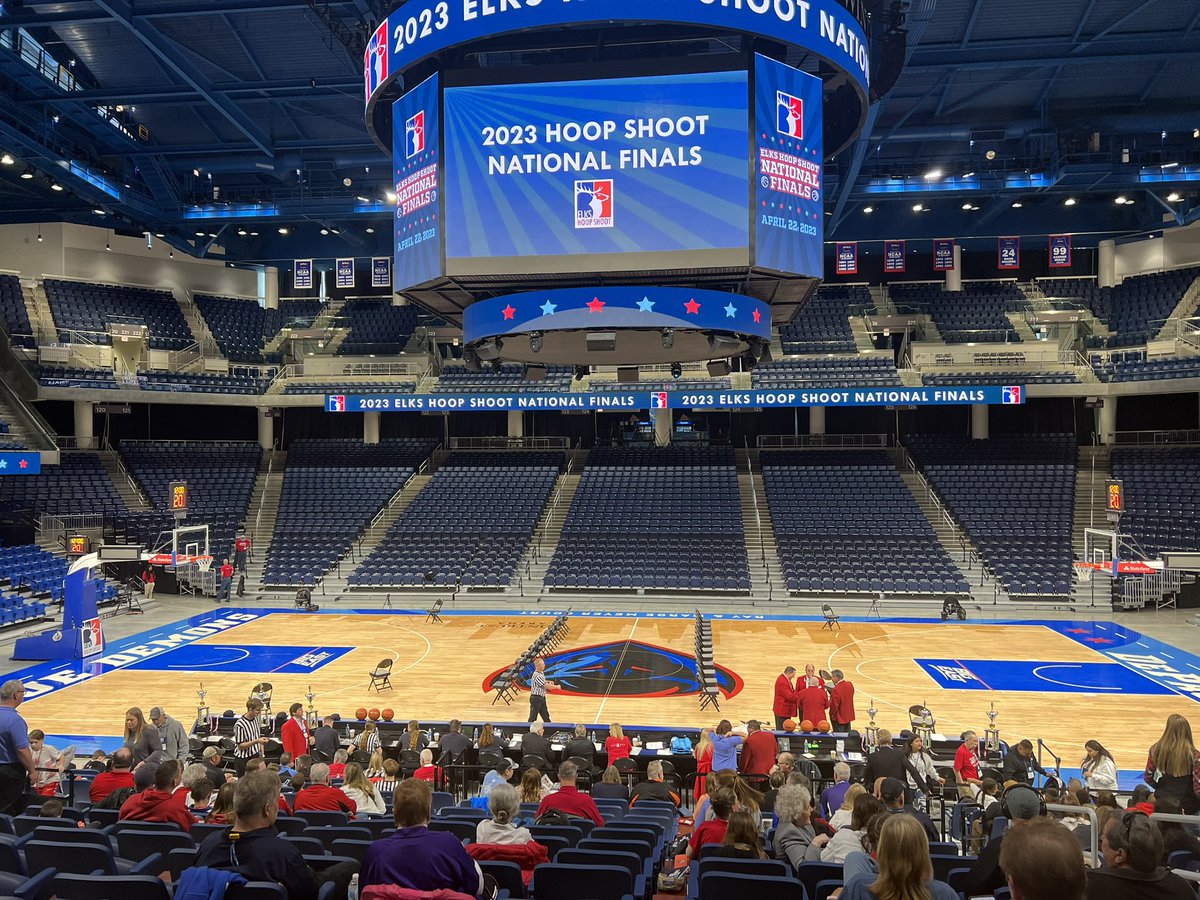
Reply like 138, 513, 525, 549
195, 556, 213, 573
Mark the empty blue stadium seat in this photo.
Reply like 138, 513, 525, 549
890, 281, 1025, 344
778, 284, 866, 353
43, 279, 193, 351
1111, 447, 1200, 555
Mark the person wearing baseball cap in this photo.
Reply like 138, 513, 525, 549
880, 776, 939, 842
203, 746, 234, 786
963, 783, 1044, 897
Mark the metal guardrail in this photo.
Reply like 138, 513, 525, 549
757, 434, 890, 449
1047, 804, 1098, 868
448, 436, 571, 450
1112, 430, 1200, 446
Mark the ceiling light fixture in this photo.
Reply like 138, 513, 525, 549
93, 208, 105, 215
862, 206, 874, 214
1115, 196, 1128, 205
1162, 162, 1179, 169
1011, 201, 1023, 208
961, 202, 972, 210
1064, 197, 1076, 206
49, 181, 63, 192
365, 227, 375, 234
0, 153, 12, 166
278, 227, 289, 235
320, 228, 329, 236
385, 191, 396, 203
924, 168, 943, 180
20, 167, 33, 179
912, 203, 923, 211
1167, 192, 1182, 202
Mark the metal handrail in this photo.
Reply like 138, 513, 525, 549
744, 439, 765, 564
536, 454, 574, 558
1046, 804, 1098, 868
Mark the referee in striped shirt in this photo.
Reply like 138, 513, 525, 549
528, 658, 559, 724
233, 698, 268, 775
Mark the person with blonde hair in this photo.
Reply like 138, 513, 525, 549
476, 723, 496, 749
356, 721, 380, 755
341, 761, 386, 816
830, 783, 868, 830
694, 726, 714, 797
405, 720, 428, 753
365, 748, 385, 778
838, 813, 957, 899
123, 707, 162, 766
1144, 714, 1200, 813
517, 766, 548, 804
605, 723, 631, 762
591, 765, 628, 802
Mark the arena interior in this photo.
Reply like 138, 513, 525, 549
0, 0, 1196, 897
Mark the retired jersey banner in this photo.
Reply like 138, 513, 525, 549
1049, 234, 1072, 269
933, 238, 955, 271
335, 258, 355, 289
293, 259, 313, 290
998, 236, 1020, 270
884, 240, 906, 273
835, 242, 858, 275
371, 257, 392, 288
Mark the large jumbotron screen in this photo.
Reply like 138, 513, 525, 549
443, 70, 751, 275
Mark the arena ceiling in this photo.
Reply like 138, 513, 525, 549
0, 0, 1195, 260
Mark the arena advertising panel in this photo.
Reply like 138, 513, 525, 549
443, 71, 750, 273
753, 55, 823, 278
393, 74, 442, 291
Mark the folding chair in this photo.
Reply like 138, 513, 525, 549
368, 658, 393, 693
821, 604, 841, 631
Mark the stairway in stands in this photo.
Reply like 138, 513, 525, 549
1071, 445, 1114, 606
737, 460, 785, 598
94, 450, 151, 511
243, 451, 284, 590
517, 466, 583, 597
897, 465, 1011, 605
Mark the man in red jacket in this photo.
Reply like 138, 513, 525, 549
738, 720, 778, 781
90, 747, 135, 804
280, 702, 311, 761
829, 669, 856, 732
292, 762, 357, 815
772, 666, 798, 730
535, 761, 604, 826
119, 760, 193, 831
798, 679, 829, 728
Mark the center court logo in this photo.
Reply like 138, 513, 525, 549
574, 180, 614, 229
777, 91, 804, 139
405, 110, 425, 159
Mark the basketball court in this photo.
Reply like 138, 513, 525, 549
7, 607, 1198, 784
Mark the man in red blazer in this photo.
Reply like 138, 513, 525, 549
280, 702, 311, 761
738, 720, 778, 781
829, 669, 856, 732
798, 678, 829, 728
772, 666, 798, 730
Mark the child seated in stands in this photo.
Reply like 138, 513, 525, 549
189, 777, 214, 818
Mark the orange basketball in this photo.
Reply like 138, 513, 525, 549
782, 718, 798, 732
368, 708, 381, 721
816, 720, 831, 733
381, 708, 395, 721
355, 707, 368, 720
799, 719, 814, 733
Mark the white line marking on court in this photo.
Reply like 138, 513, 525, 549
166, 646, 250, 669
1032, 664, 1120, 692
1136, 642, 1149, 648
1160, 652, 1174, 659
1095, 624, 1109, 631
594, 617, 639, 724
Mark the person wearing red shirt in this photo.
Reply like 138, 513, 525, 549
738, 721, 778, 780
119, 760, 193, 831
686, 787, 734, 859
292, 763, 357, 815
954, 731, 984, 800
280, 703, 311, 761
234, 533, 252, 573
90, 747, 135, 804
829, 670, 856, 732
773, 667, 799, 730
605, 723, 632, 763
217, 559, 234, 602
413, 749, 442, 785
535, 761, 604, 826
797, 681, 829, 727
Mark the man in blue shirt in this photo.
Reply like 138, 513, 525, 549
0, 680, 36, 815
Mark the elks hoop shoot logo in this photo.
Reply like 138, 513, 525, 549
776, 91, 804, 139
365, 21, 388, 103
405, 110, 426, 159
574, 180, 614, 229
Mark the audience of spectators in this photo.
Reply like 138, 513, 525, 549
535, 760, 604, 826
293, 762, 357, 815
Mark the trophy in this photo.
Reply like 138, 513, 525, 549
863, 700, 880, 752
984, 702, 1000, 752
196, 682, 212, 735
305, 684, 319, 730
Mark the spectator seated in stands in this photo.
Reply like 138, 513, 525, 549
839, 813, 957, 900
962, 783, 1044, 897
118, 759, 194, 830
188, 778, 214, 818
1086, 810, 1196, 899
90, 746, 135, 804
292, 762, 356, 815
880, 777, 939, 843
328, 749, 349, 780
629, 759, 681, 809
706, 809, 768, 860
196, 769, 357, 900
689, 785, 737, 860
439, 719, 472, 760
476, 783, 533, 846
999, 817, 1086, 900
362, 778, 493, 898
771, 783, 828, 869
822, 792, 885, 864
413, 749, 442, 785
202, 746, 234, 785
820, 761, 852, 819
535, 760, 604, 826
341, 762, 386, 817
590, 765, 629, 802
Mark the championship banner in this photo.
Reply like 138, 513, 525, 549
835, 242, 858, 275
998, 237, 1020, 270
884, 240, 906, 273
293, 259, 313, 290
393, 74, 441, 291
1049, 234, 1072, 269
372, 257, 392, 288
326, 384, 1027, 414
335, 258, 355, 289
933, 238, 955, 271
